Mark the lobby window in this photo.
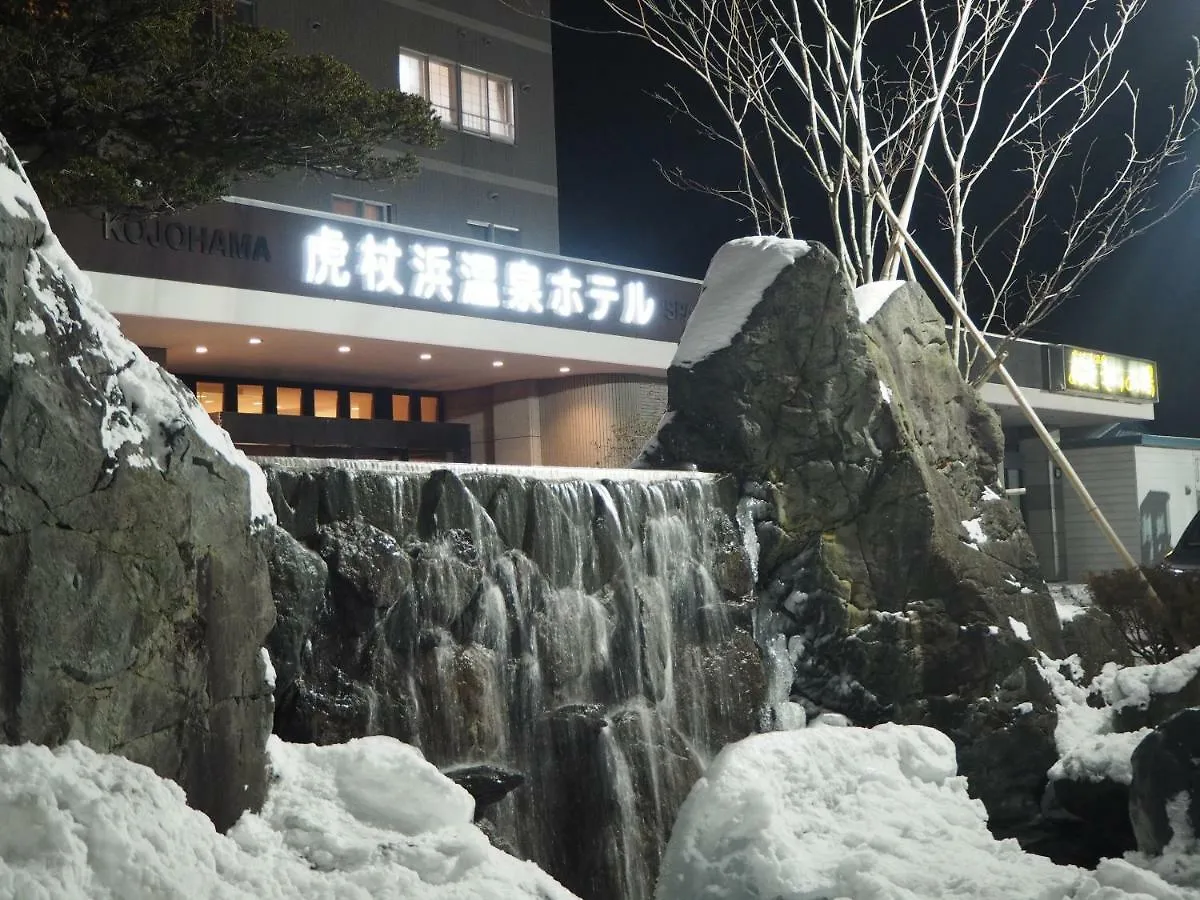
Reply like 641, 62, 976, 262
392, 393, 411, 422
349, 392, 373, 420
314, 390, 338, 419
419, 396, 440, 422
277, 387, 302, 416
196, 381, 224, 415
332, 195, 391, 223
467, 221, 521, 248
237, 384, 264, 414
399, 51, 514, 142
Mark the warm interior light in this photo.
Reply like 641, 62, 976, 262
195, 345, 208, 354
559, 366, 571, 373
248, 337, 262, 345
338, 345, 351, 354
492, 360, 504, 367
420, 352, 433, 361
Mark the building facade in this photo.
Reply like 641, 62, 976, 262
236, 0, 560, 252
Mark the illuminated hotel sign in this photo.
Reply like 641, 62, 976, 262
50, 203, 698, 343
1051, 345, 1158, 402
300, 225, 656, 326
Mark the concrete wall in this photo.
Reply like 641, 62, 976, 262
445, 374, 668, 467
239, 0, 560, 251
1060, 445, 1139, 580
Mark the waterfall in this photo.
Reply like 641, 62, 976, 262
261, 459, 764, 900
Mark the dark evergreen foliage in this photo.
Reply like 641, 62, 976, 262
0, 0, 442, 214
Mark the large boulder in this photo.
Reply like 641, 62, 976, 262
0, 135, 276, 830
1130, 708, 1200, 855
640, 237, 1065, 842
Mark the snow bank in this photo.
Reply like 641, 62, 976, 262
1, 134, 275, 527
853, 279, 906, 323
673, 236, 810, 368
655, 724, 1192, 900
0, 736, 578, 900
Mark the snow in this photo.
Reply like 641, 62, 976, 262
1104, 647, 1200, 714
260, 648, 277, 690
982, 485, 1004, 502
2, 134, 275, 528
673, 236, 810, 368
0, 736, 578, 900
962, 517, 988, 548
1050, 582, 1093, 622
257, 456, 715, 484
1009, 616, 1031, 641
656, 724, 1192, 900
853, 279, 907, 323
879, 379, 893, 404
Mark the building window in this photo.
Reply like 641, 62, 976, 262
349, 392, 374, 420
419, 396, 440, 422
196, 381, 224, 415
398, 50, 515, 142
467, 221, 521, 248
237, 384, 264, 414
314, 389, 338, 419
332, 195, 391, 223
277, 387, 302, 416
392, 393, 411, 422
233, 0, 256, 25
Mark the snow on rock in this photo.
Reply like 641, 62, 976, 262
0, 736, 578, 900
852, 279, 907, 323
1040, 654, 1150, 785
962, 516, 988, 548
1049, 583, 1093, 623
673, 236, 810, 368
1, 134, 275, 527
1009, 616, 1032, 641
1103, 647, 1200, 715
655, 724, 1191, 900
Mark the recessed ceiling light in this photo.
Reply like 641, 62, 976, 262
419, 352, 432, 361
195, 345, 208, 354
558, 366, 571, 373
492, 360, 504, 367
248, 337, 262, 345
338, 345, 351, 353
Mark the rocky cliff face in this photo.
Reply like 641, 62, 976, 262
0, 135, 276, 831
639, 237, 1065, 844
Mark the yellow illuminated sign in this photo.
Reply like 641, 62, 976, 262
1062, 347, 1157, 401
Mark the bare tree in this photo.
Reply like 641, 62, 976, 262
591, 0, 1200, 372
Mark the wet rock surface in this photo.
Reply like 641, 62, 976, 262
263, 460, 762, 900
0, 135, 274, 831
640, 241, 1064, 848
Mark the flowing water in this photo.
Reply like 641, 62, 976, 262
261, 459, 763, 900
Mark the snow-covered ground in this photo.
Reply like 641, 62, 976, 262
0, 735, 578, 900
656, 724, 1198, 900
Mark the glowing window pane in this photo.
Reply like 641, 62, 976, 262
276, 387, 302, 416
398, 53, 424, 96
349, 392, 373, 420
487, 75, 514, 140
314, 389, 338, 419
460, 69, 487, 133
195, 381, 223, 415
392, 393, 411, 422
428, 60, 455, 122
420, 396, 440, 422
237, 384, 264, 414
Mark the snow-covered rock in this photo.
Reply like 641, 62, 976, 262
0, 129, 275, 828
655, 724, 1194, 900
0, 735, 579, 899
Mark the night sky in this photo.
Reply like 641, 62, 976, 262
550, 1, 1200, 438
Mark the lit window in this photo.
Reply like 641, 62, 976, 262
467, 221, 521, 248
398, 50, 513, 142
331, 195, 391, 223
195, 381, 223, 415
277, 387, 302, 416
420, 396, 440, 422
237, 384, 264, 414
392, 393, 411, 422
314, 389, 338, 419
349, 392, 373, 420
